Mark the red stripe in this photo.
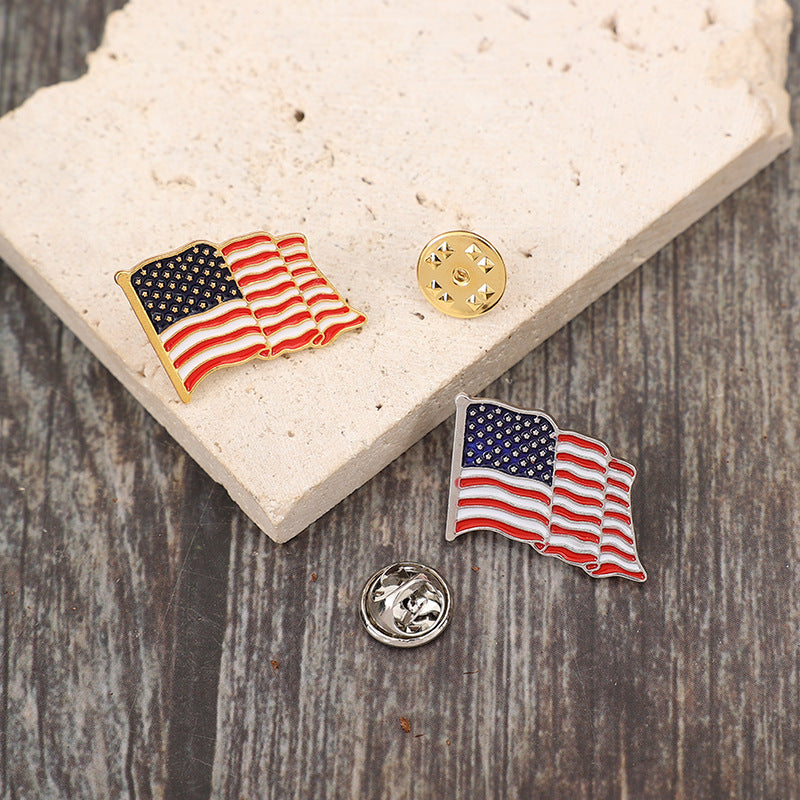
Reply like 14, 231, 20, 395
607, 477, 629, 491
600, 544, 637, 562
291, 265, 317, 278
316, 315, 366, 344
605, 510, 632, 525
455, 517, 545, 543
276, 236, 305, 249
553, 486, 603, 508
601, 527, 634, 545
552, 505, 601, 526
183, 343, 264, 392
549, 524, 599, 544
261, 312, 314, 337
163, 306, 254, 352
227, 249, 281, 273
173, 325, 263, 369
255, 305, 311, 324
605, 492, 630, 509
554, 468, 604, 491
250, 294, 305, 316
610, 459, 635, 477
237, 269, 288, 289
458, 497, 549, 526
296, 276, 328, 291
558, 432, 607, 455
315, 306, 353, 325
307, 295, 341, 312
538, 545, 596, 565
268, 328, 319, 356
283, 251, 308, 263
457, 476, 551, 505
244, 279, 296, 299
590, 563, 645, 581
557, 452, 605, 472
221, 233, 273, 256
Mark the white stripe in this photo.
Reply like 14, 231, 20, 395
302, 286, 338, 304
257, 302, 310, 328
318, 310, 361, 331
175, 331, 266, 381
543, 533, 598, 556
460, 467, 553, 496
247, 287, 303, 315
294, 270, 322, 284
608, 466, 636, 484
556, 440, 609, 464
597, 550, 641, 570
601, 519, 633, 539
239, 271, 292, 293
307, 299, 345, 315
267, 317, 319, 346
159, 298, 250, 344
167, 313, 262, 361
605, 490, 630, 505
599, 531, 636, 555
225, 241, 279, 265
553, 478, 605, 504
458, 484, 550, 517
551, 493, 603, 518
549, 514, 600, 535
553, 460, 606, 483
233, 259, 286, 283
278, 243, 307, 258
605, 498, 631, 516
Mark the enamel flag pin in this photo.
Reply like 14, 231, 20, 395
445, 394, 647, 582
115, 232, 366, 402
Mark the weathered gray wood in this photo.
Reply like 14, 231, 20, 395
2, 2, 800, 799
0, 3, 229, 799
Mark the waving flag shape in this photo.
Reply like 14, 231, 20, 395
115, 232, 366, 402
445, 394, 646, 582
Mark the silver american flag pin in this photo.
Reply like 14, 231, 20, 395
445, 393, 647, 582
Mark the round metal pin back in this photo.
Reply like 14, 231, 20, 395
416, 230, 506, 318
360, 562, 452, 647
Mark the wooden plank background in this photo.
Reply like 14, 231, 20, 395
1, 2, 799, 798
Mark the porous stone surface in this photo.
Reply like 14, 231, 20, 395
0, 0, 791, 541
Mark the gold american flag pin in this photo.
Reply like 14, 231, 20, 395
115, 232, 367, 402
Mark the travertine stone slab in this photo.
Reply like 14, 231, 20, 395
0, 0, 791, 541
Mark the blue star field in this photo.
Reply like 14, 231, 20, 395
131, 242, 243, 334
461, 402, 557, 485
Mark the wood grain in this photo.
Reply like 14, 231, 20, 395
1, 2, 799, 798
